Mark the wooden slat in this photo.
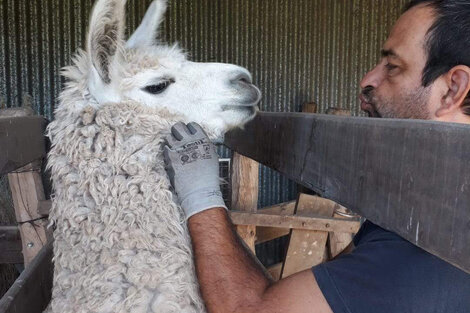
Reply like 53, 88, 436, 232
0, 116, 47, 175
256, 227, 290, 244
8, 162, 48, 266
257, 201, 296, 215
281, 194, 335, 278
0, 226, 23, 264
325, 108, 351, 116
231, 153, 259, 252
230, 211, 360, 233
0, 242, 53, 313
225, 112, 470, 273
255, 201, 296, 244
302, 102, 317, 114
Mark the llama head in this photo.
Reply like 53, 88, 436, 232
85, 0, 260, 141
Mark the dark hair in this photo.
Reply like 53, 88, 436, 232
405, 0, 470, 115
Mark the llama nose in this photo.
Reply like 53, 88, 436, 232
230, 72, 253, 85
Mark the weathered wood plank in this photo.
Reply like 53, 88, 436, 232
255, 201, 296, 244
0, 226, 23, 264
281, 194, 335, 278
225, 112, 470, 273
231, 153, 259, 253
0, 242, 53, 313
230, 211, 360, 233
8, 162, 48, 266
0, 116, 47, 175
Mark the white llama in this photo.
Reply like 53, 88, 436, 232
46, 0, 260, 312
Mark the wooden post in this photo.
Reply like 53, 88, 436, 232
302, 102, 318, 114
231, 152, 259, 253
325, 107, 351, 116
2, 108, 49, 266
8, 161, 49, 266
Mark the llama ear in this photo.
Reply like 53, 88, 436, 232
126, 0, 167, 49
87, 0, 127, 85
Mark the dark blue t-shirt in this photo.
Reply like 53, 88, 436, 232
312, 220, 470, 313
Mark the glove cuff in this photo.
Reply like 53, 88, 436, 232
181, 189, 228, 220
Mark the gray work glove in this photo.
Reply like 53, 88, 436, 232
163, 122, 227, 219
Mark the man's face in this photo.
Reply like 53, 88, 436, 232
360, 5, 438, 119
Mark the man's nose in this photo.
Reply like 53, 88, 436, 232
360, 64, 383, 90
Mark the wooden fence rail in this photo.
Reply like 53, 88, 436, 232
225, 112, 470, 274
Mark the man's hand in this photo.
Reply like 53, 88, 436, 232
163, 122, 227, 219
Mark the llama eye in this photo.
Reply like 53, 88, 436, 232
143, 80, 174, 95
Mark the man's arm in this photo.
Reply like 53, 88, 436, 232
163, 122, 333, 313
189, 207, 333, 313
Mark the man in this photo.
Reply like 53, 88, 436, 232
164, 1, 470, 312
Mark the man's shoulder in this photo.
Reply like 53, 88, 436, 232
312, 220, 470, 313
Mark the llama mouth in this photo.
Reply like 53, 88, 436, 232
221, 105, 258, 116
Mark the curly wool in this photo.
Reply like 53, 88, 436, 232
46, 53, 208, 313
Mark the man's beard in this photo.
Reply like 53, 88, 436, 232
361, 85, 432, 119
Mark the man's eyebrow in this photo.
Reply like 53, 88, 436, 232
381, 49, 401, 59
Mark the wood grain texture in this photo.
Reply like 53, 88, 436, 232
8, 162, 48, 266
0, 116, 47, 175
324, 107, 356, 258
231, 153, 259, 253
255, 201, 296, 244
225, 112, 470, 273
281, 194, 336, 278
230, 211, 360, 233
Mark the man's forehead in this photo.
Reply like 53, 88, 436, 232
383, 5, 436, 61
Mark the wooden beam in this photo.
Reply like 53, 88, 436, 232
230, 211, 360, 233
324, 107, 356, 259
255, 201, 296, 244
257, 201, 296, 215
0, 116, 47, 175
225, 112, 470, 273
0, 226, 23, 264
231, 153, 259, 252
0, 242, 53, 313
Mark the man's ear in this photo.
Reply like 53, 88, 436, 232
437, 65, 470, 116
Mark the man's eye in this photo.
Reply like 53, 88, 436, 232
143, 79, 175, 95
385, 63, 398, 71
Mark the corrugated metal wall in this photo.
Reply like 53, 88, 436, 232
0, 0, 408, 209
